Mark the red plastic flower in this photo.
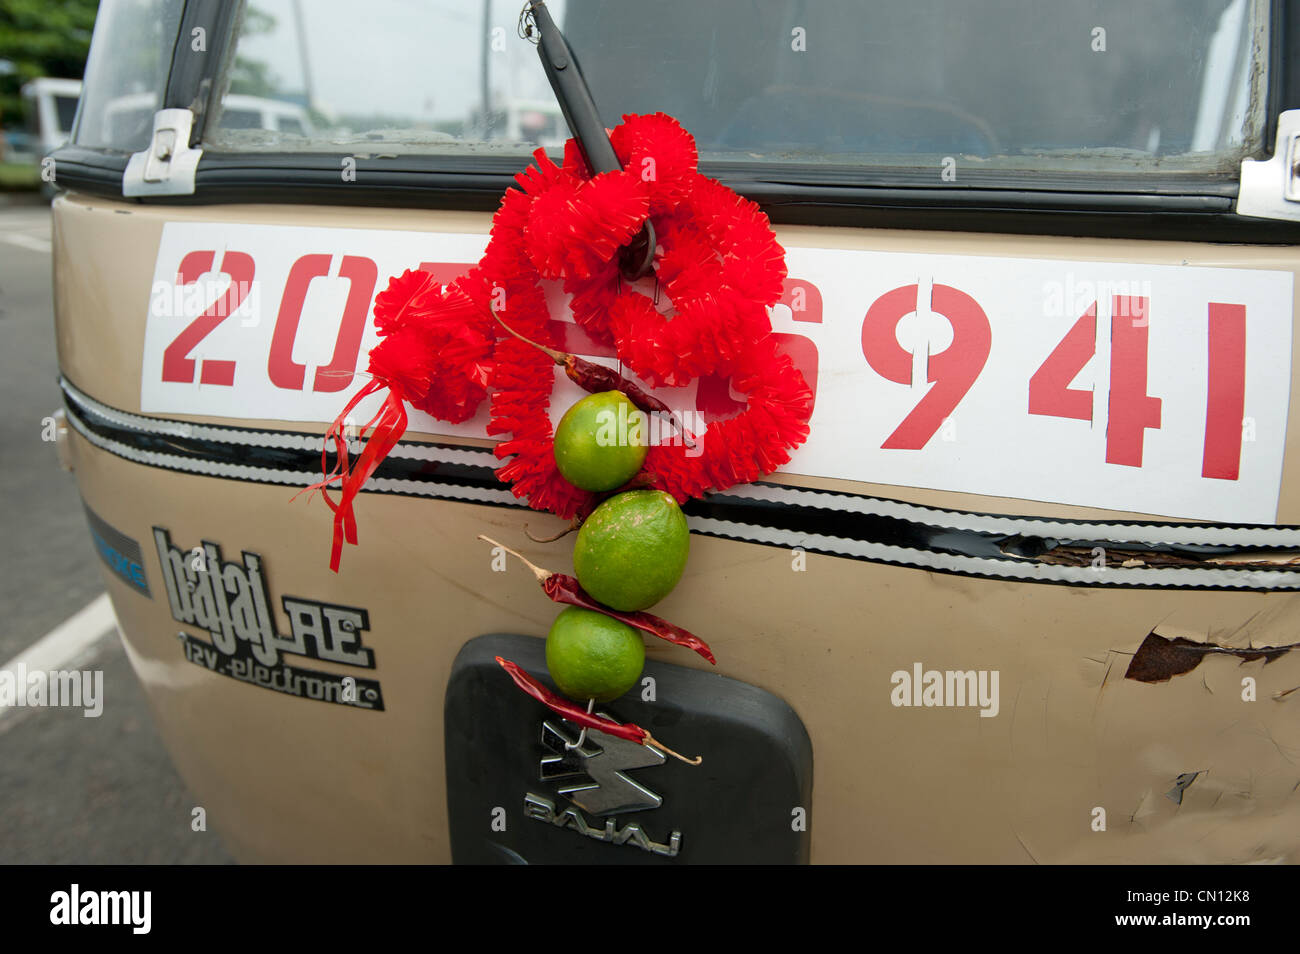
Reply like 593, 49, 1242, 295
366, 271, 494, 422
318, 113, 814, 568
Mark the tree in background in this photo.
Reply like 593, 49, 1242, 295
227, 5, 279, 100
0, 0, 99, 127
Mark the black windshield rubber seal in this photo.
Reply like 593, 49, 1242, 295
47, 147, 1300, 243
1266, 0, 1299, 148
162, 0, 242, 145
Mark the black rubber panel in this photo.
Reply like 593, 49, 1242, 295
165, 0, 242, 145
443, 633, 813, 864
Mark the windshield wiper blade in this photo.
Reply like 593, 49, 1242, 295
523, 0, 656, 279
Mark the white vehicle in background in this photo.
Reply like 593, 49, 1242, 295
20, 77, 82, 159
215, 94, 317, 137
95, 92, 315, 150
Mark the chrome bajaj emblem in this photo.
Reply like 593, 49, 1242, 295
525, 718, 683, 857
444, 634, 813, 864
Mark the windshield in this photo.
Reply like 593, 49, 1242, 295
54, 95, 79, 134
199, 0, 1266, 176
75, 0, 182, 152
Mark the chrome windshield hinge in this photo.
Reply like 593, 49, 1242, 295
123, 108, 203, 197
1236, 109, 1300, 222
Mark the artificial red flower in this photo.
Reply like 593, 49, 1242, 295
317, 113, 814, 569
610, 112, 698, 212
372, 268, 439, 336
365, 274, 494, 423
525, 168, 648, 280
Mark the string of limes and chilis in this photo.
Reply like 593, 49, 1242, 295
486, 326, 707, 762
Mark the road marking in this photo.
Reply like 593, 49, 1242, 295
0, 594, 117, 720
1, 233, 52, 254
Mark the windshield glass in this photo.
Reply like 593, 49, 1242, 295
75, 0, 182, 152
54, 95, 80, 134
206, 0, 1265, 176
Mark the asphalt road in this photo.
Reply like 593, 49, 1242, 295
0, 196, 232, 863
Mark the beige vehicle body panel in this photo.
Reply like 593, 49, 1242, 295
54, 193, 1300, 864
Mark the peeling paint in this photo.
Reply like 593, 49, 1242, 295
999, 534, 1300, 570
1165, 771, 1202, 805
1124, 631, 1297, 683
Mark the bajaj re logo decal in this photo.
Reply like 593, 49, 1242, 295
154, 528, 384, 710
524, 718, 682, 857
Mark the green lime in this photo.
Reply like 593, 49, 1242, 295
546, 606, 646, 702
573, 489, 689, 612
553, 391, 648, 492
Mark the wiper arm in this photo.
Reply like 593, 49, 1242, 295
523, 0, 657, 279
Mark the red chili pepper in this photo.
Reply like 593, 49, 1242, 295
542, 574, 716, 664
495, 656, 647, 744
495, 656, 701, 765
490, 303, 696, 448
564, 355, 695, 449
478, 536, 715, 664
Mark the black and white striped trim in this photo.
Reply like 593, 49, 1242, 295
61, 377, 1300, 590
708, 482, 1300, 548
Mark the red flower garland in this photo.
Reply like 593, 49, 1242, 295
315, 113, 813, 570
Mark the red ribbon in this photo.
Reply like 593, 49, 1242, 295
305, 379, 409, 572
